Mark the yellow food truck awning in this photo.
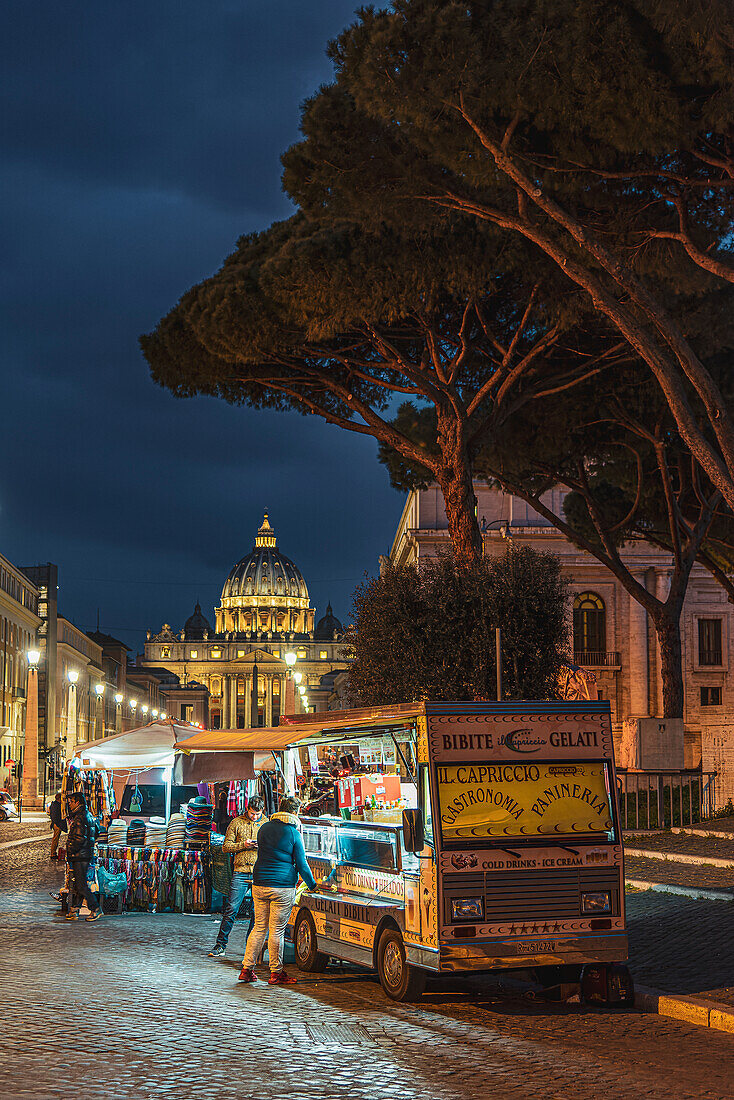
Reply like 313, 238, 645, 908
173, 726, 316, 754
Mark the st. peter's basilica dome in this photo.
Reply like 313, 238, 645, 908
215, 513, 314, 637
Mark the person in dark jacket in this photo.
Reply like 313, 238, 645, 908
239, 795, 318, 986
65, 792, 102, 922
48, 793, 66, 860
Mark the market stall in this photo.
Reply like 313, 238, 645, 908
69, 719, 215, 914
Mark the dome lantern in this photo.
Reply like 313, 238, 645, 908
254, 512, 276, 549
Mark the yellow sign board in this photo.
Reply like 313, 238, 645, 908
436, 762, 612, 839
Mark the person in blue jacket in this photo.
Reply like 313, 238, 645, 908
239, 795, 318, 985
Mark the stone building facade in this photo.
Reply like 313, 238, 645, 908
0, 553, 41, 777
390, 485, 734, 798
140, 514, 347, 729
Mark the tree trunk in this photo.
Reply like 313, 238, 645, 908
435, 415, 483, 567
650, 607, 684, 719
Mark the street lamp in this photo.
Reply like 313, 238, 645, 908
21, 649, 42, 810
67, 668, 79, 756
94, 683, 104, 740
151, 708, 159, 718
298, 685, 306, 696
114, 692, 123, 733
160, 711, 167, 719
293, 671, 303, 685
141, 704, 149, 718
283, 650, 298, 717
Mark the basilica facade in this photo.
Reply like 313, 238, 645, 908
141, 514, 345, 729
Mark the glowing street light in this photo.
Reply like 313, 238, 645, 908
284, 651, 297, 668
66, 669, 79, 755
22, 649, 42, 808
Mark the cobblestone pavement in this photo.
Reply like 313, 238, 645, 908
3, 830, 734, 1099
625, 888, 734, 1005
0, 822, 48, 845
626, 832, 734, 860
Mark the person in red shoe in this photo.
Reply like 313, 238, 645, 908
239, 795, 318, 985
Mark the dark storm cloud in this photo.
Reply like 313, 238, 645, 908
0, 0, 401, 651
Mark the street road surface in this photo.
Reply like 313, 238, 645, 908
1, 833, 733, 1100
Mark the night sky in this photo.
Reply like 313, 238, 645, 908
1, 1, 401, 656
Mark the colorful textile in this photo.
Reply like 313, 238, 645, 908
227, 781, 238, 819
185, 798, 214, 851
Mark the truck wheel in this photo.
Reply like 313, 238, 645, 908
377, 928, 426, 1002
294, 910, 329, 973
0, 809, 7, 822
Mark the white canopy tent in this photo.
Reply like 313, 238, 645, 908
73, 719, 204, 820
75, 719, 201, 770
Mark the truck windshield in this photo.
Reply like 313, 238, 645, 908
436, 762, 614, 842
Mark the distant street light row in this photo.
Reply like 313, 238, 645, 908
36, 654, 167, 720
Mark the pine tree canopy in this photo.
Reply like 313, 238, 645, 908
142, 209, 632, 564
283, 0, 734, 512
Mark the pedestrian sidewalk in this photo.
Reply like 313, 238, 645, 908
623, 822, 734, 1032
624, 825, 734, 900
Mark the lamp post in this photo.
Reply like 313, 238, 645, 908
284, 650, 297, 718
114, 693, 123, 733
141, 704, 149, 720
94, 683, 104, 740
67, 669, 79, 757
21, 649, 42, 810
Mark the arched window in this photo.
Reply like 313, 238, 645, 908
573, 592, 606, 656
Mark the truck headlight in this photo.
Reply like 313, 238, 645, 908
451, 897, 484, 922
581, 891, 611, 914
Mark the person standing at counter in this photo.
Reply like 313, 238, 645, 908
208, 796, 267, 958
239, 795, 317, 986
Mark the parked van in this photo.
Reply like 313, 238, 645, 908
117, 782, 198, 822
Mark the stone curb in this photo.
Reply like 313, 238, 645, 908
626, 846, 734, 869
0, 832, 47, 851
672, 826, 734, 841
635, 984, 734, 1035
625, 878, 734, 901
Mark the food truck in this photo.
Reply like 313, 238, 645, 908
284, 701, 629, 1002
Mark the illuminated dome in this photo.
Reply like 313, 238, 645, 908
215, 513, 314, 637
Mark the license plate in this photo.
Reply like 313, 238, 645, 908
516, 940, 556, 954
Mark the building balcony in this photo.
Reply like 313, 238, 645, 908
574, 650, 621, 668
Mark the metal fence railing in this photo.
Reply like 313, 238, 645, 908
616, 769, 717, 830
574, 651, 621, 667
